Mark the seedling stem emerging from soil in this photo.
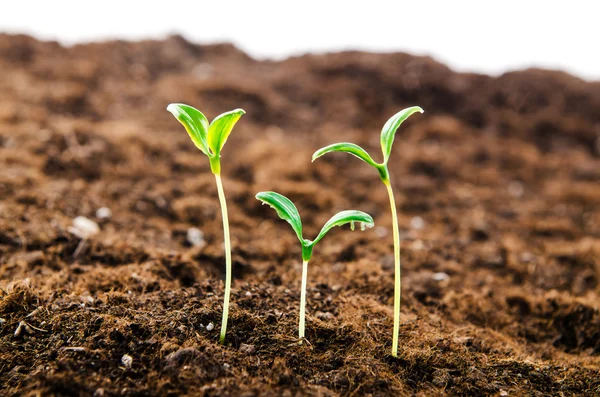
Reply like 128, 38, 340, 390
255, 191, 374, 339
312, 106, 423, 356
166, 103, 245, 344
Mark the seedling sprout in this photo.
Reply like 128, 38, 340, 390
312, 106, 423, 356
255, 191, 374, 340
167, 103, 245, 344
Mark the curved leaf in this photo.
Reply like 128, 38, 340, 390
312, 142, 379, 167
380, 106, 423, 163
208, 108, 246, 155
311, 210, 374, 247
255, 191, 303, 243
166, 103, 210, 155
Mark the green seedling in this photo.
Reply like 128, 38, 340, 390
167, 103, 245, 344
255, 191, 374, 340
312, 106, 423, 357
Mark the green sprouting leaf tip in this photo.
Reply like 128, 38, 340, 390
255, 191, 304, 243
311, 210, 374, 246
311, 142, 378, 167
166, 103, 211, 156
208, 108, 246, 155
380, 106, 424, 163
166, 103, 180, 116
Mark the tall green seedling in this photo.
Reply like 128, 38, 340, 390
255, 191, 374, 339
312, 106, 423, 356
167, 103, 245, 344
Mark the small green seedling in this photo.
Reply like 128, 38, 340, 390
255, 191, 374, 340
167, 103, 245, 344
312, 106, 423, 357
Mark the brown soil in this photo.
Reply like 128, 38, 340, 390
1, 34, 599, 396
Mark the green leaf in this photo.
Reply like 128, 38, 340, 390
208, 108, 246, 155
255, 191, 304, 243
166, 103, 210, 155
380, 106, 423, 164
312, 142, 379, 167
311, 210, 374, 246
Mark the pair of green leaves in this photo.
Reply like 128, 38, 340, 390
312, 106, 423, 179
255, 191, 374, 261
166, 103, 245, 174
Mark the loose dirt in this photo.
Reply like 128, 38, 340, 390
0, 34, 599, 396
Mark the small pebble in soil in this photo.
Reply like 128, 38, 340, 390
68, 216, 100, 239
239, 343, 255, 353
374, 226, 388, 238
411, 240, 426, 251
155, 196, 168, 209
186, 227, 205, 247
223, 363, 230, 370
432, 272, 450, 282
244, 291, 252, 298
410, 216, 425, 230
499, 390, 508, 397
508, 180, 524, 198
121, 354, 133, 368
95, 207, 112, 219
206, 322, 214, 331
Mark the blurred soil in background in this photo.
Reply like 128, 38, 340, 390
0, 34, 599, 396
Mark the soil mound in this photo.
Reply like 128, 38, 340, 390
1, 34, 599, 396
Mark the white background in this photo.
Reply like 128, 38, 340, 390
1, 0, 598, 80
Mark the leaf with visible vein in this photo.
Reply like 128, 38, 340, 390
166, 103, 210, 155
311, 210, 374, 246
380, 106, 423, 163
255, 191, 304, 243
312, 142, 379, 167
208, 108, 246, 155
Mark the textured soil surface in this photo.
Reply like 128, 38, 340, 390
1, 34, 599, 396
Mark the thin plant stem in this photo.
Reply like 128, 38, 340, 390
215, 173, 232, 344
299, 259, 309, 339
73, 239, 87, 258
384, 180, 401, 357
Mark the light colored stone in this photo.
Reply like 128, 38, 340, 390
121, 354, 133, 368
410, 216, 425, 230
68, 216, 100, 239
96, 207, 112, 219
187, 227, 205, 247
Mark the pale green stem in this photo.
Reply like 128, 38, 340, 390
384, 180, 401, 357
299, 259, 309, 339
215, 173, 232, 344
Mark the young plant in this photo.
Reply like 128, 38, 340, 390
255, 191, 374, 340
166, 103, 245, 344
312, 106, 423, 357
